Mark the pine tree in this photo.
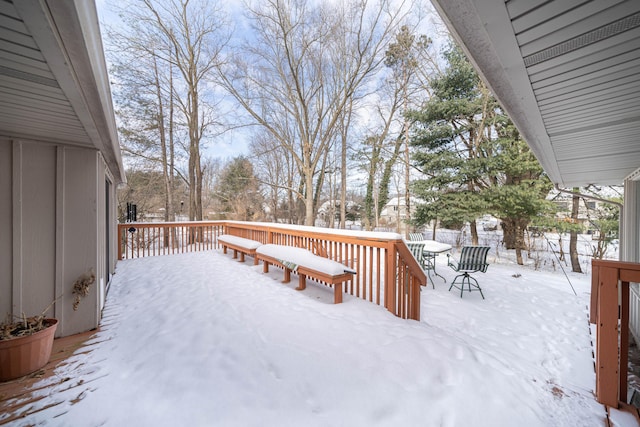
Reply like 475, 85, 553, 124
410, 43, 493, 244
484, 118, 553, 264
214, 157, 264, 221
410, 43, 553, 264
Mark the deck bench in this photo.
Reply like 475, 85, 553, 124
256, 244, 356, 304
217, 234, 263, 265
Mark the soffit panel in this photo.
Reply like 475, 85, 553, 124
532, 52, 640, 94
538, 82, 640, 115
542, 101, 640, 131
0, 0, 91, 146
505, 0, 549, 19
514, 0, 640, 185
516, 1, 639, 56
511, 0, 595, 37
528, 34, 640, 85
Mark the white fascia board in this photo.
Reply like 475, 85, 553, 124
72, 0, 125, 183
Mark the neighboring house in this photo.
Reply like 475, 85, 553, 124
0, 1, 125, 337
548, 192, 603, 233
379, 196, 423, 233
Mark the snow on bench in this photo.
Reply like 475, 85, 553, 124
218, 234, 263, 265
256, 244, 357, 304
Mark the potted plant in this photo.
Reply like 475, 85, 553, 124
0, 314, 58, 381
0, 269, 95, 382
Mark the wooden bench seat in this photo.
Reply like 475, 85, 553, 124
217, 234, 263, 265
256, 244, 356, 304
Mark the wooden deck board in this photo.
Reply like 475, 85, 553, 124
0, 329, 99, 425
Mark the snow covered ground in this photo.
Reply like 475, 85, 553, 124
6, 241, 635, 426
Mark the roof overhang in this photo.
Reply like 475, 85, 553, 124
1, 0, 125, 183
430, 0, 640, 187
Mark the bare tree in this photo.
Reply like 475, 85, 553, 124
385, 26, 432, 236
357, 27, 436, 231
218, 0, 414, 225
249, 131, 297, 223
108, 18, 180, 232
109, 0, 230, 235
569, 189, 583, 273
140, 0, 230, 225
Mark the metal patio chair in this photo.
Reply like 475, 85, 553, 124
447, 246, 490, 299
406, 242, 435, 289
409, 232, 424, 241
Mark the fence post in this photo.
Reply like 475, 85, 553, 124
595, 266, 620, 407
385, 240, 397, 316
117, 224, 123, 260
410, 275, 421, 321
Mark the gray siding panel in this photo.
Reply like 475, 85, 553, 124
18, 141, 56, 317
0, 140, 12, 317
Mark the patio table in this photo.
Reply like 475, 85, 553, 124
413, 240, 452, 284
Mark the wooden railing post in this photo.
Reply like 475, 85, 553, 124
385, 240, 397, 316
620, 279, 630, 404
117, 224, 123, 260
410, 275, 421, 321
595, 265, 620, 408
591, 259, 640, 409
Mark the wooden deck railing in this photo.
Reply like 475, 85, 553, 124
590, 259, 640, 409
118, 221, 427, 320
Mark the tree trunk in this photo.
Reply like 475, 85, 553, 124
502, 219, 516, 249
377, 135, 403, 219
363, 140, 380, 231
340, 134, 347, 229
404, 122, 410, 238
570, 190, 582, 273
470, 220, 479, 246
152, 56, 170, 246
514, 219, 526, 265
500, 218, 527, 264
304, 161, 315, 226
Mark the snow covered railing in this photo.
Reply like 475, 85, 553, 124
118, 221, 426, 320
118, 221, 224, 259
590, 259, 640, 409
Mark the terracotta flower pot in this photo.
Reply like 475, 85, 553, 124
0, 319, 58, 382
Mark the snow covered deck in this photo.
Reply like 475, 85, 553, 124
0, 329, 99, 423
1, 248, 630, 425
119, 221, 426, 320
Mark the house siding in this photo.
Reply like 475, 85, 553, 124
14, 141, 57, 320
623, 179, 640, 345
0, 140, 12, 317
2, 139, 115, 337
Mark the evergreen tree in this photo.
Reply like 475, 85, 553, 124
214, 157, 264, 221
410, 43, 494, 244
410, 42, 553, 264
484, 118, 553, 264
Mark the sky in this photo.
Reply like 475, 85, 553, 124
2, 229, 635, 426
